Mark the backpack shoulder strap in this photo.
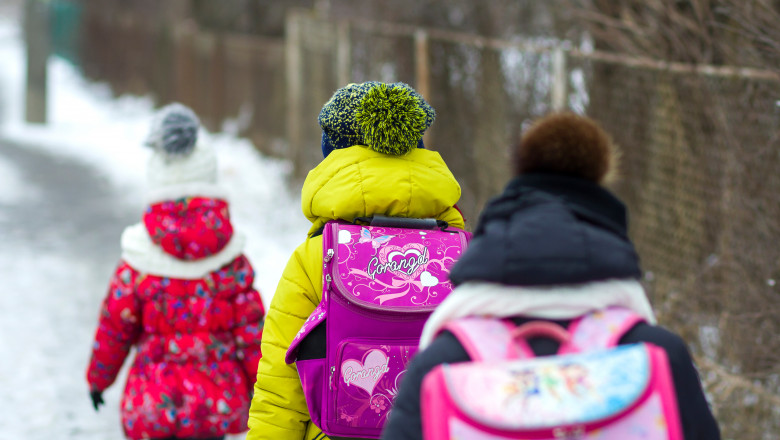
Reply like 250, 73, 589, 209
442, 318, 533, 361
559, 307, 646, 354
284, 299, 327, 364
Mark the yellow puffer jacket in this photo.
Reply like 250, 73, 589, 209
246, 145, 464, 440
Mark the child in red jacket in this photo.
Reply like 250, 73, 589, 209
86, 103, 265, 440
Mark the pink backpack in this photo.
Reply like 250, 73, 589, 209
285, 217, 469, 438
421, 308, 683, 440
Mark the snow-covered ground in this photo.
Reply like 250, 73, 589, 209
0, 10, 308, 440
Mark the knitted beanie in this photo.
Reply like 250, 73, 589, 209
144, 103, 217, 190
319, 82, 436, 158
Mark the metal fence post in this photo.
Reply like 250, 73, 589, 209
25, 0, 50, 124
336, 20, 351, 86
415, 29, 431, 146
286, 11, 304, 168
551, 45, 567, 112
414, 29, 430, 100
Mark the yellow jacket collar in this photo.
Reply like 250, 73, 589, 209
301, 146, 464, 235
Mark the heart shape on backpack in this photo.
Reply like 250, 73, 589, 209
420, 271, 439, 287
341, 349, 390, 395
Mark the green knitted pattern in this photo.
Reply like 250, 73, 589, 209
355, 83, 429, 155
318, 82, 376, 151
319, 82, 436, 155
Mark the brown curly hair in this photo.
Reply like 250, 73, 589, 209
513, 112, 619, 184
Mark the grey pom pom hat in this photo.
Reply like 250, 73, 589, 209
144, 103, 218, 192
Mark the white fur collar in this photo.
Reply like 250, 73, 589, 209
145, 183, 230, 205
419, 280, 656, 349
120, 223, 246, 279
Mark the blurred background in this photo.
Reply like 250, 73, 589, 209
1, 0, 780, 439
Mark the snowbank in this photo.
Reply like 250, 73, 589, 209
0, 14, 309, 303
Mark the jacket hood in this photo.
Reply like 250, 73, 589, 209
301, 145, 465, 236
449, 173, 641, 286
121, 223, 246, 279
143, 196, 234, 260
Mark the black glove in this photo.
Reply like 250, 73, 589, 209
90, 390, 104, 411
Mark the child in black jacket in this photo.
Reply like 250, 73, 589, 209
381, 113, 720, 440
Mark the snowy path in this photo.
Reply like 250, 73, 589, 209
0, 139, 136, 439
0, 11, 309, 439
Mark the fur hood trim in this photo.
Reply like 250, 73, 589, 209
145, 182, 230, 204
120, 223, 246, 279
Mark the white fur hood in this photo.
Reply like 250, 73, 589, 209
120, 223, 246, 279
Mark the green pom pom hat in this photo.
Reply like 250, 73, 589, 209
319, 82, 435, 157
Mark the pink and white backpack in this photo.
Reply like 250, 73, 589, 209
421, 308, 683, 440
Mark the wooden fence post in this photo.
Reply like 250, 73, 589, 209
194, 32, 218, 129
172, 21, 197, 109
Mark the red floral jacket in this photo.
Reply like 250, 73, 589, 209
87, 197, 264, 439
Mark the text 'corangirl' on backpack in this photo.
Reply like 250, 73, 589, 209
285, 216, 470, 439
421, 308, 684, 440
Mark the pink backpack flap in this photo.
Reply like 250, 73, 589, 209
286, 217, 470, 439
421, 308, 684, 440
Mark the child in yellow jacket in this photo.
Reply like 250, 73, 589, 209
246, 82, 465, 440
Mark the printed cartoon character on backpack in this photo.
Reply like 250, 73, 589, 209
504, 368, 541, 410
380, 113, 720, 440
245, 82, 469, 440
422, 309, 684, 439
561, 362, 591, 397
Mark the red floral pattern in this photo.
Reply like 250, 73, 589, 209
143, 197, 233, 260
87, 197, 264, 440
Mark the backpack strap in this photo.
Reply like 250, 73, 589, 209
558, 307, 646, 355
353, 215, 447, 230
284, 299, 327, 364
442, 318, 534, 361
443, 307, 645, 361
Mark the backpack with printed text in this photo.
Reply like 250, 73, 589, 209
285, 216, 470, 439
421, 308, 684, 440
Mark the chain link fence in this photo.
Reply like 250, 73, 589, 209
582, 57, 780, 437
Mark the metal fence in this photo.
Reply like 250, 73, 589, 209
582, 57, 780, 438
76, 6, 780, 437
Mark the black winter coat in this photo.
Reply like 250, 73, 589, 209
381, 174, 720, 440
449, 173, 641, 286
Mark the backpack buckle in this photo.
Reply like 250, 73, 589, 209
553, 426, 586, 439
